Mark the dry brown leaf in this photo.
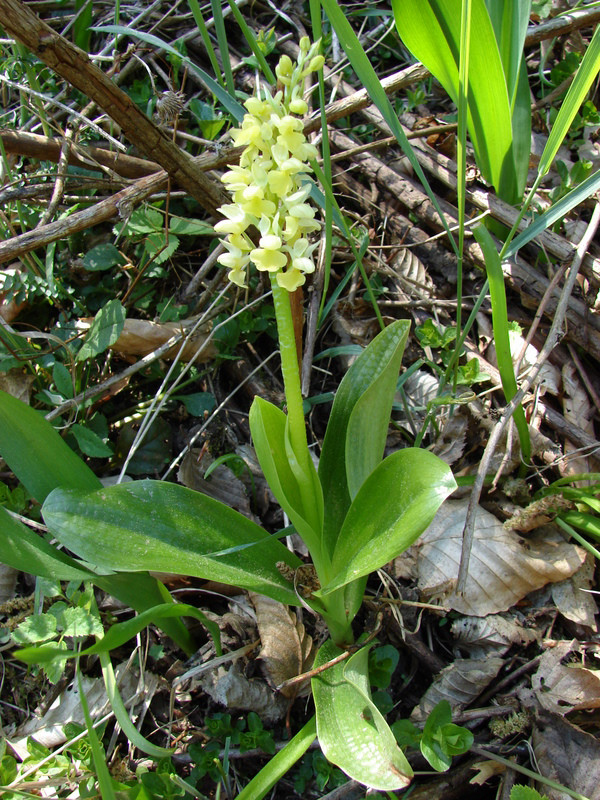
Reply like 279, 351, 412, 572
0, 563, 18, 604
399, 498, 586, 616
250, 592, 314, 700
388, 247, 434, 298
532, 641, 600, 714
411, 657, 504, 721
77, 317, 216, 362
562, 363, 594, 479
451, 614, 539, 658
431, 408, 469, 467
532, 709, 600, 800
551, 556, 598, 631
198, 659, 289, 724
178, 449, 255, 520
0, 370, 35, 403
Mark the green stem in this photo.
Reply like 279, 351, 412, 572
270, 277, 309, 465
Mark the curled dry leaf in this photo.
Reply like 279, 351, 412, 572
532, 709, 600, 800
451, 614, 540, 658
411, 657, 504, 721
198, 660, 289, 724
396, 498, 586, 616
531, 641, 600, 714
0, 562, 18, 604
76, 317, 216, 362
387, 246, 434, 299
551, 555, 598, 631
250, 592, 314, 700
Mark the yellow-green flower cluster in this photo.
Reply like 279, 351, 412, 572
214, 38, 324, 292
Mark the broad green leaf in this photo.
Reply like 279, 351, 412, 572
52, 362, 73, 398
249, 397, 323, 557
42, 480, 302, 606
312, 640, 413, 790
76, 299, 126, 362
474, 224, 530, 462
318, 320, 410, 556
0, 390, 100, 503
392, 0, 529, 202
83, 243, 125, 272
70, 424, 113, 458
538, 24, 600, 177
144, 232, 179, 264
321, 449, 456, 595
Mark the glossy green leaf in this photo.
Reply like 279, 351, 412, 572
42, 480, 302, 606
318, 320, 410, 557
312, 640, 413, 790
0, 390, 100, 503
392, 0, 530, 202
321, 449, 456, 595
249, 397, 323, 556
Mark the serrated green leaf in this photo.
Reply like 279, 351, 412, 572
318, 320, 410, 557
77, 300, 126, 362
12, 613, 57, 644
42, 480, 302, 606
70, 424, 113, 458
321, 449, 456, 595
144, 232, 179, 263
60, 607, 104, 638
510, 786, 549, 800
312, 640, 413, 790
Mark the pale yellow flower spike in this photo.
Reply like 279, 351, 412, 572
215, 39, 323, 291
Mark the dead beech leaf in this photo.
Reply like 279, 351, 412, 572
0, 563, 18, 604
562, 363, 595, 480
77, 317, 216, 362
451, 614, 539, 658
250, 592, 314, 699
388, 247, 434, 298
551, 556, 598, 631
178, 449, 256, 520
198, 660, 288, 724
400, 498, 586, 616
532, 709, 600, 800
532, 641, 600, 714
411, 657, 504, 721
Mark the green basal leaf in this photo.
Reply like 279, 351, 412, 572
42, 480, 302, 606
249, 397, 323, 556
0, 507, 99, 581
0, 390, 101, 503
320, 449, 456, 595
318, 320, 410, 557
312, 640, 413, 790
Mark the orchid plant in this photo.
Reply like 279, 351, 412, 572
0, 41, 457, 794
